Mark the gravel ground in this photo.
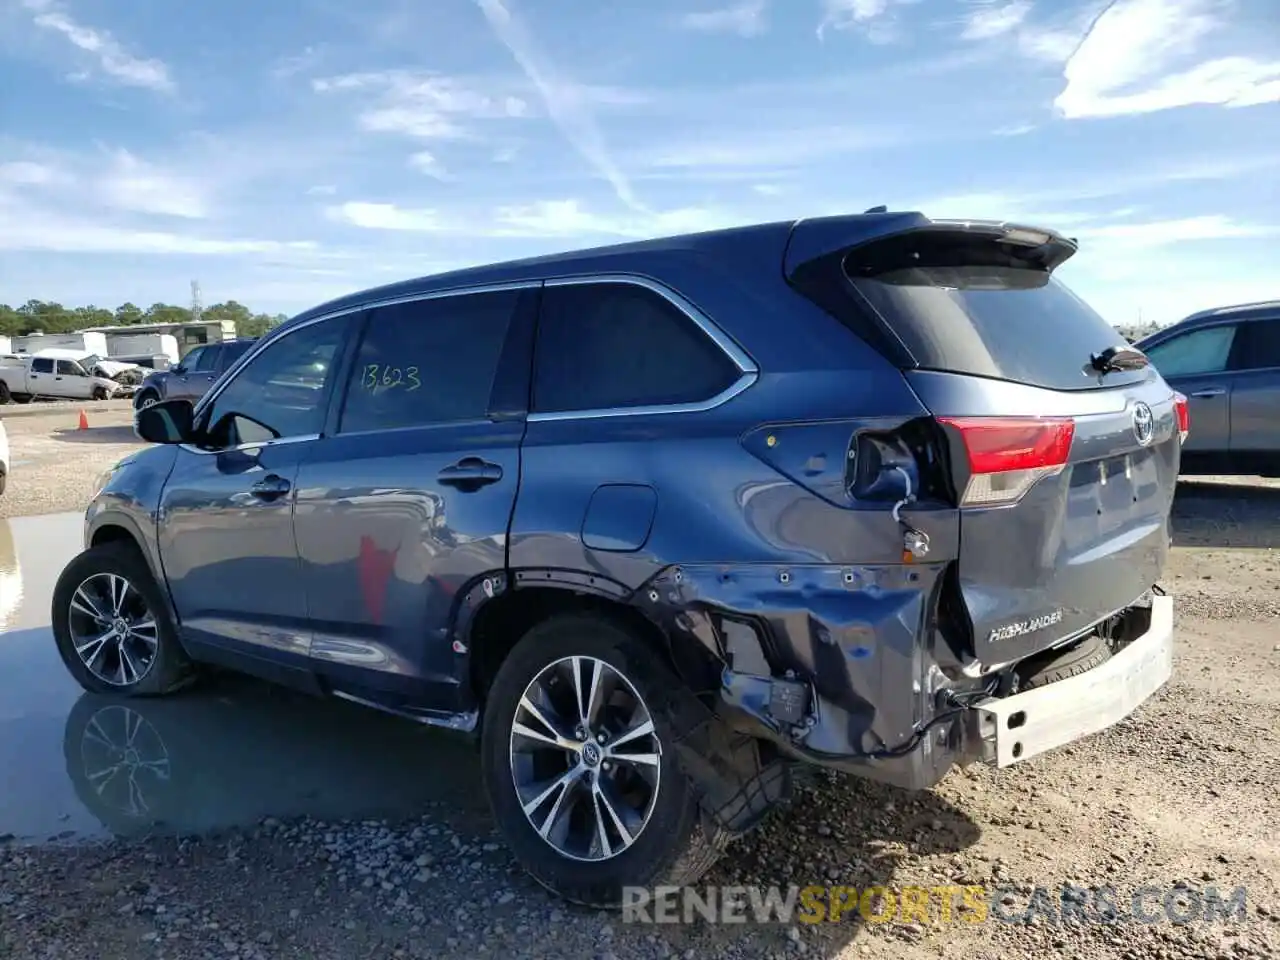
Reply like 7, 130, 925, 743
0, 404, 143, 519
1, 418, 1277, 959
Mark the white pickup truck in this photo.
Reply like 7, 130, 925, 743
0, 349, 126, 404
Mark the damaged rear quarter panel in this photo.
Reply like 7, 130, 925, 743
506, 360, 962, 756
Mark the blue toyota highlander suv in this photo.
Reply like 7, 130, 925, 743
53, 211, 1184, 907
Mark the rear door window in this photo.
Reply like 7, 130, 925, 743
31, 358, 53, 374
844, 231, 1147, 392
531, 281, 739, 413
1144, 325, 1237, 377
338, 289, 519, 433
1227, 319, 1280, 371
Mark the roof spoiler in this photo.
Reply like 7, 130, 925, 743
782, 212, 1080, 279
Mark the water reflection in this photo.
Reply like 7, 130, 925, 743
61, 677, 487, 840
0, 518, 22, 631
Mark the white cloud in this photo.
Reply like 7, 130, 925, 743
328, 202, 445, 232
679, 0, 769, 37
1073, 215, 1279, 247
639, 125, 897, 173
95, 148, 207, 219
306, 184, 338, 196
474, 0, 645, 211
993, 122, 1037, 136
313, 70, 526, 140
0, 161, 60, 186
21, 0, 174, 93
327, 197, 738, 240
817, 0, 915, 43
1055, 0, 1280, 118
960, 0, 1032, 40
408, 151, 451, 180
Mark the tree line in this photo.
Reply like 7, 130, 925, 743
0, 300, 289, 340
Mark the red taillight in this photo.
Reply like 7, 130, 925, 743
936, 416, 1076, 506
1172, 392, 1190, 443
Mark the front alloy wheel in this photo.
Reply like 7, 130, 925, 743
67, 573, 160, 687
510, 655, 661, 861
52, 542, 193, 697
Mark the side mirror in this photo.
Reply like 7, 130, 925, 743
135, 398, 195, 444
171, 364, 186, 376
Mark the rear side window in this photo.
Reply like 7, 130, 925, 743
31, 358, 53, 374
844, 231, 1146, 392
338, 289, 519, 433
1228, 318, 1280, 371
532, 282, 739, 414
1145, 325, 1236, 377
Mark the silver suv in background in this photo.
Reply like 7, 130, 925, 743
1135, 301, 1280, 477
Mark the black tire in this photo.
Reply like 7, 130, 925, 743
51, 542, 194, 697
0, 381, 10, 404
481, 612, 730, 908
135, 390, 159, 410
0, 470, 6, 496
91, 386, 110, 401
1017, 632, 1112, 690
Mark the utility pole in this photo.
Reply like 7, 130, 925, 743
191, 280, 203, 323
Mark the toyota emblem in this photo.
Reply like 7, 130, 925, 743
1132, 402, 1154, 447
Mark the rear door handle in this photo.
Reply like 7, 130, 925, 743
1190, 387, 1226, 398
249, 474, 291, 500
437, 457, 503, 491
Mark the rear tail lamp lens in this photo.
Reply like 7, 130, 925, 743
936, 416, 1075, 506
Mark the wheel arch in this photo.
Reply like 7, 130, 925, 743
85, 514, 179, 626
458, 568, 722, 712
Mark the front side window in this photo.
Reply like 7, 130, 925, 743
531, 282, 739, 414
180, 347, 206, 371
1144, 325, 1237, 378
56, 360, 84, 377
202, 316, 347, 447
192, 347, 219, 373
338, 290, 519, 434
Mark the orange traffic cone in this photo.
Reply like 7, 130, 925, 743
78, 409, 89, 430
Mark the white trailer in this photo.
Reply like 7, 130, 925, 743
105, 332, 180, 364
11, 331, 110, 356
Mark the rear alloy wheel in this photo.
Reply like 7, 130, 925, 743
52, 542, 193, 696
482, 613, 729, 907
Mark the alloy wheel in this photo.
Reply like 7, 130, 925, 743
508, 655, 661, 862
67, 573, 160, 687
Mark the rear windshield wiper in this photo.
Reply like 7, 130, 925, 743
1089, 344, 1149, 374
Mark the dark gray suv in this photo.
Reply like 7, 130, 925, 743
52, 211, 1182, 907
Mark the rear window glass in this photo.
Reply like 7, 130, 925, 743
845, 233, 1148, 392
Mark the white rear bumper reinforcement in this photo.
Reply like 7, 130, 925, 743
972, 594, 1174, 768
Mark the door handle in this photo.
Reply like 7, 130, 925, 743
249, 474, 291, 500
437, 457, 503, 491
1190, 387, 1225, 398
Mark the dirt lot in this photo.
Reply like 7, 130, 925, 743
1, 409, 1277, 959
0, 403, 142, 519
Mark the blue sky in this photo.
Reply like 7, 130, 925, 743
0, 0, 1277, 326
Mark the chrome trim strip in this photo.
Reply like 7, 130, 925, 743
177, 433, 319, 457
192, 271, 759, 440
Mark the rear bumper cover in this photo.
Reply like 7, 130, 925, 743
714, 592, 1173, 791
971, 593, 1173, 768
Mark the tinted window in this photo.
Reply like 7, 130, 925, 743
192, 347, 219, 372
1229, 319, 1280, 371
843, 231, 1147, 392
1145, 325, 1236, 378
31, 358, 53, 374
56, 360, 82, 376
532, 282, 739, 413
339, 291, 518, 433
203, 317, 347, 447
180, 347, 206, 371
